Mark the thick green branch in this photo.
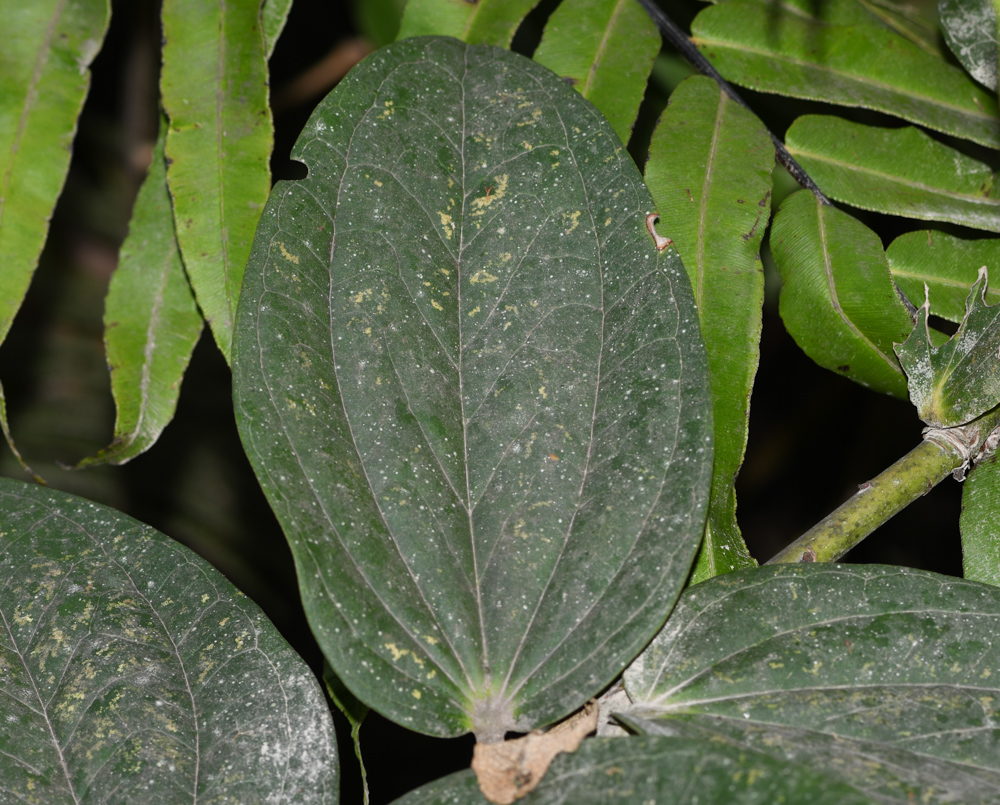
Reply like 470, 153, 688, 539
767, 408, 1000, 564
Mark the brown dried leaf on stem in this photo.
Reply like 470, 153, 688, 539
472, 700, 599, 804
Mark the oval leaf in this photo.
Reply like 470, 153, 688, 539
691, 3, 1000, 149
532, 0, 660, 145
161, 0, 272, 364
895, 267, 1000, 427
0, 478, 338, 804
962, 454, 1000, 586
390, 734, 871, 805
79, 118, 202, 466
887, 230, 1000, 323
770, 189, 914, 398
644, 75, 770, 582
939, 0, 998, 90
786, 116, 1000, 233
623, 563, 1000, 803
233, 36, 712, 740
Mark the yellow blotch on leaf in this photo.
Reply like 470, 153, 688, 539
277, 242, 300, 265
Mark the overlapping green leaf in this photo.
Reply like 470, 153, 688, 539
79, 120, 202, 467
0, 0, 110, 471
390, 734, 871, 805
895, 267, 1000, 427
532, 0, 659, 145
887, 230, 1000, 322
786, 116, 999, 233
644, 76, 769, 583
161, 0, 272, 364
233, 37, 712, 740
622, 564, 1000, 803
691, 2, 1000, 148
397, 0, 540, 46
771, 189, 913, 397
0, 478, 338, 804
939, 0, 998, 90
962, 455, 1000, 586
261, 0, 294, 58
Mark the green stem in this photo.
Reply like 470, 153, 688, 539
767, 408, 1000, 565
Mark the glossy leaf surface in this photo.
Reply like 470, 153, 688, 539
234, 37, 712, 740
397, 0, 540, 47
939, 0, 998, 90
962, 455, 1000, 586
390, 734, 870, 805
896, 268, 1000, 427
623, 563, 1000, 804
0, 479, 338, 804
786, 116, 1000, 233
644, 76, 768, 583
771, 190, 913, 398
887, 230, 1000, 323
80, 120, 202, 466
691, 3, 1000, 149
532, 0, 659, 145
161, 0, 272, 364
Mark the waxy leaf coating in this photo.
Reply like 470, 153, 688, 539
0, 479, 338, 804
234, 36, 712, 740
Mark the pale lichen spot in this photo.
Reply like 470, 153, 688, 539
201, 594, 210, 604
422, 634, 438, 646
530, 300, 539, 308
219, 617, 230, 627
470, 269, 499, 284
605, 217, 612, 226
278, 242, 300, 264
538, 386, 547, 399
364, 326, 372, 335
412, 689, 422, 700
468, 306, 481, 317
352, 288, 373, 305
522, 141, 532, 150
438, 212, 454, 240
374, 179, 383, 187
431, 299, 444, 311
380, 100, 394, 118
563, 211, 581, 234
440, 268, 450, 276
385, 642, 408, 661
513, 519, 528, 539
426, 669, 437, 680
376, 377, 383, 386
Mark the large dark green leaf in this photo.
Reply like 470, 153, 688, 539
770, 190, 914, 398
389, 734, 871, 804
644, 76, 768, 582
233, 37, 712, 740
895, 268, 1000, 427
939, 0, 998, 90
80, 119, 202, 467
0, 479, 338, 804
887, 230, 1000, 323
962, 455, 1000, 586
161, 0, 272, 364
532, 0, 660, 145
622, 564, 1000, 803
786, 116, 1000, 233
691, 2, 1000, 149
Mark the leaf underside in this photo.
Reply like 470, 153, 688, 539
0, 479, 338, 804
233, 36, 712, 740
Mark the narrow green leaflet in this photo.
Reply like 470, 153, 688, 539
895, 267, 1000, 427
712, 0, 941, 53
396, 0, 541, 46
939, 0, 998, 90
389, 735, 871, 805
161, 0, 272, 364
0, 0, 110, 470
691, 2, 1000, 149
770, 189, 913, 398
786, 116, 999, 233
887, 230, 1000, 323
261, 0, 294, 58
233, 37, 712, 740
622, 564, 1000, 803
962, 455, 1000, 586
532, 0, 659, 145
644, 76, 769, 583
0, 479, 338, 804
78, 119, 202, 467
